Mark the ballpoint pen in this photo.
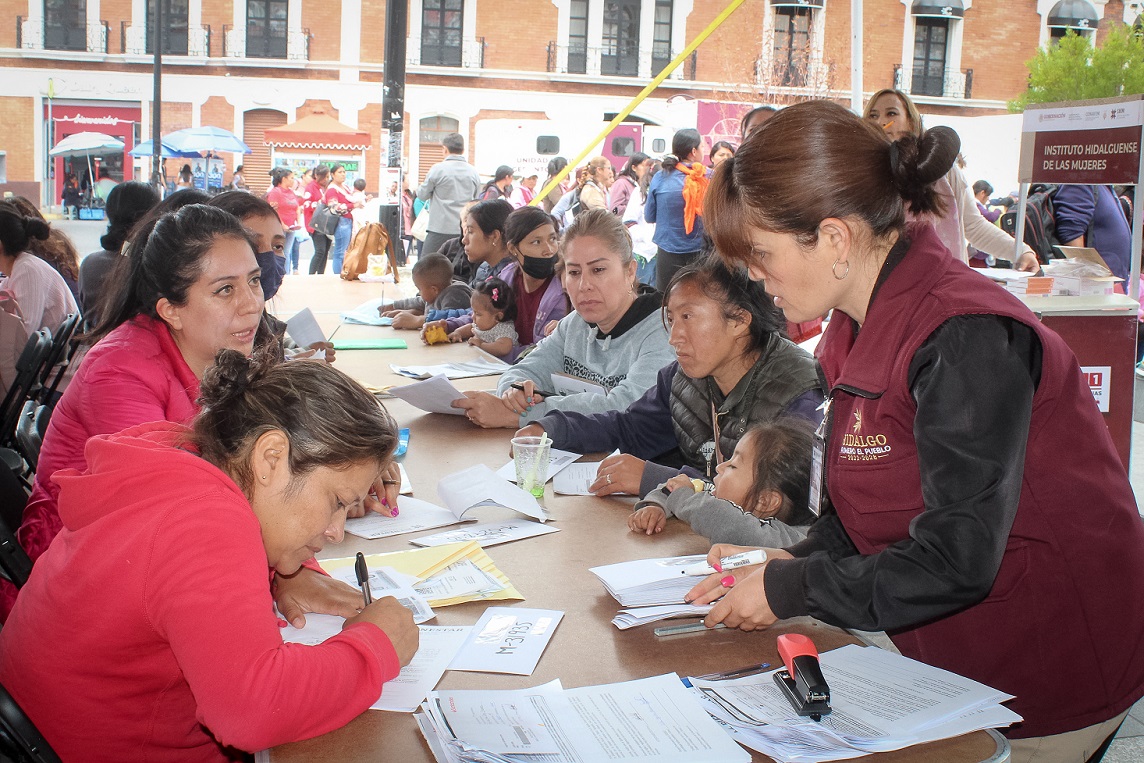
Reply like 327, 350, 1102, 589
355, 552, 373, 606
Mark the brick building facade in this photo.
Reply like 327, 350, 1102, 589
1, 0, 1140, 204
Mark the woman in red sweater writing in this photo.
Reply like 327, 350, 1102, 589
0, 352, 418, 761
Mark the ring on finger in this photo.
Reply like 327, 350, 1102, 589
606, 473, 613, 485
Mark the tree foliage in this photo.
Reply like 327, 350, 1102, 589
1010, 24, 1144, 111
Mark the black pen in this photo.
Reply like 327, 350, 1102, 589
510, 382, 556, 399
355, 552, 373, 606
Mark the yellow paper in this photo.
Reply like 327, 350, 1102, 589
322, 541, 523, 607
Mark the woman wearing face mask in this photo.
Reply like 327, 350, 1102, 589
0, 354, 419, 760
453, 209, 675, 428
494, 206, 569, 359
864, 89, 1038, 272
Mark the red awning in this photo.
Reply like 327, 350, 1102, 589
263, 114, 371, 151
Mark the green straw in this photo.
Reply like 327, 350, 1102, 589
527, 434, 550, 494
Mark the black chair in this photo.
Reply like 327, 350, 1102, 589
0, 332, 52, 452
0, 523, 31, 590
35, 314, 79, 406
14, 402, 49, 474
0, 682, 61, 763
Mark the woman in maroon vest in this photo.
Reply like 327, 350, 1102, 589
687, 100, 1144, 759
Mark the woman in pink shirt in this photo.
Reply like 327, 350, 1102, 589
323, 164, 359, 277
267, 167, 302, 275
0, 354, 418, 761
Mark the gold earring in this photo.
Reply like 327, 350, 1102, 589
832, 259, 850, 280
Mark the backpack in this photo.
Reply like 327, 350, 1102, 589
341, 222, 393, 281
568, 187, 584, 219
999, 184, 1059, 264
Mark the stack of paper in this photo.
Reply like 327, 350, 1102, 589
411, 518, 560, 548
321, 541, 523, 608
612, 603, 713, 630
690, 644, 1021, 763
589, 555, 708, 607
416, 674, 750, 763
1004, 275, 1054, 296
391, 356, 509, 380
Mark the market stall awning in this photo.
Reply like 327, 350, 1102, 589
1047, 0, 1098, 29
263, 114, 371, 151
911, 0, 965, 18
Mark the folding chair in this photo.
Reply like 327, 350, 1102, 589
0, 331, 51, 455
35, 314, 79, 406
13, 402, 49, 474
0, 682, 61, 763
0, 522, 31, 590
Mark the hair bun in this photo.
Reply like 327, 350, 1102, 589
197, 348, 279, 412
888, 126, 960, 214
23, 216, 50, 242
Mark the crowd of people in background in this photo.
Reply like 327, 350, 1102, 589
0, 89, 1142, 761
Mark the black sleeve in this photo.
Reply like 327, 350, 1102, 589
765, 315, 1040, 630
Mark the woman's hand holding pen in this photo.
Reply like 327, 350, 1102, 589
683, 544, 794, 632
501, 380, 545, 415
344, 598, 420, 666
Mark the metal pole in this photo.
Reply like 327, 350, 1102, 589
380, 0, 408, 257
1131, 125, 1143, 303
530, 0, 749, 206
151, 0, 164, 194
851, 0, 863, 113
45, 78, 54, 209
1014, 182, 1030, 263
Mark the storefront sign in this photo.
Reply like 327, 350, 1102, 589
1081, 365, 1112, 413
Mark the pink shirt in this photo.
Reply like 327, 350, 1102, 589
267, 185, 300, 229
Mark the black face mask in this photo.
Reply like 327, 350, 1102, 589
256, 250, 285, 300
521, 254, 558, 280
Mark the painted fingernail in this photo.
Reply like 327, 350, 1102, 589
712, 562, 723, 573
721, 575, 736, 588
392, 507, 400, 517
683, 596, 693, 604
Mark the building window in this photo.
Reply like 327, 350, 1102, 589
1047, 0, 1098, 42
651, 0, 673, 76
568, 0, 589, 74
146, 0, 189, 55
912, 17, 948, 97
246, 0, 288, 58
421, 0, 464, 67
537, 136, 560, 154
602, 0, 640, 76
44, 0, 87, 50
773, 7, 812, 87
418, 116, 460, 183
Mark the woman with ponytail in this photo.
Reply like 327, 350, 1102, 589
0, 201, 78, 336
0, 354, 418, 760
645, 128, 707, 292
689, 99, 1144, 756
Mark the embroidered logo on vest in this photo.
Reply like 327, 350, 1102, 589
839, 407, 893, 461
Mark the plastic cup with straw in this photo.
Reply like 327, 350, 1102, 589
512, 434, 551, 498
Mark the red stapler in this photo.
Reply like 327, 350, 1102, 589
773, 633, 832, 721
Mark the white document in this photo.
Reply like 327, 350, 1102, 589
327, 564, 437, 623
612, 603, 714, 630
494, 448, 580, 484
410, 518, 560, 548
589, 554, 709, 607
280, 612, 345, 647
371, 625, 471, 712
449, 607, 563, 675
344, 496, 472, 540
437, 464, 548, 522
285, 308, 327, 348
415, 558, 505, 600
552, 461, 601, 495
421, 674, 749, 762
340, 297, 392, 326
550, 372, 606, 396
397, 462, 412, 494
391, 356, 509, 380
388, 374, 467, 415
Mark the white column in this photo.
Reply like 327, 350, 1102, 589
87, 0, 101, 52
552, 0, 569, 71
638, 0, 655, 79
587, 0, 604, 75
287, 0, 302, 58
899, 1, 913, 94
340, 0, 361, 80
408, 0, 423, 64
671, 0, 692, 79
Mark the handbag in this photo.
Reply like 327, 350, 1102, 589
411, 207, 430, 242
311, 202, 340, 236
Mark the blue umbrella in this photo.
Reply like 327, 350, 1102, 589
129, 139, 201, 159
164, 126, 252, 155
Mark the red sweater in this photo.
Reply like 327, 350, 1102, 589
0, 422, 400, 761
